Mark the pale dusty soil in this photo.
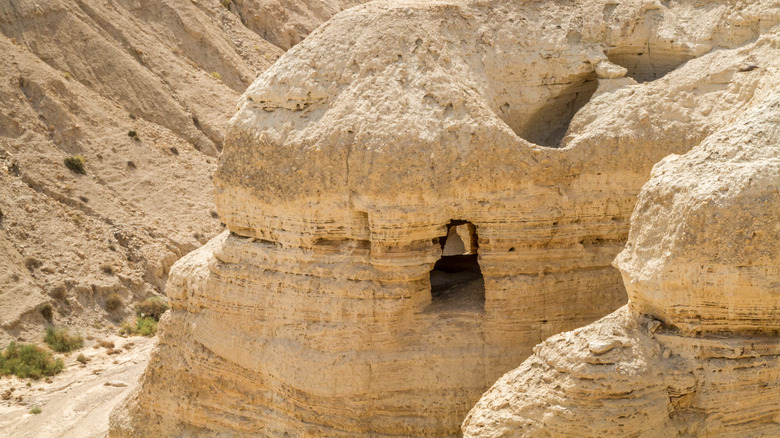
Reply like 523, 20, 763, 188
0, 335, 154, 438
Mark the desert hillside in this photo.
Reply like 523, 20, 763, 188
0, 0, 362, 344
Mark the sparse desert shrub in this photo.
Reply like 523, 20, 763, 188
76, 353, 89, 364
105, 293, 122, 312
44, 327, 84, 353
98, 340, 114, 349
0, 342, 64, 379
63, 155, 86, 174
25, 257, 42, 271
136, 297, 169, 320
37, 303, 53, 321
118, 321, 135, 337
127, 130, 139, 140
119, 316, 160, 337
29, 405, 42, 414
220, 0, 231, 9
48, 285, 66, 300
136, 317, 158, 336
210, 71, 222, 80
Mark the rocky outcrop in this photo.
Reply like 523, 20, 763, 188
112, 0, 780, 436
462, 88, 780, 437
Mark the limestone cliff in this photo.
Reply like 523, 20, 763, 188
463, 86, 780, 437
112, 0, 780, 436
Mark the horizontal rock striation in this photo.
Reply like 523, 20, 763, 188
463, 80, 780, 437
113, 0, 780, 436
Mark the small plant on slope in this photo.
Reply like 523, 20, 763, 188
105, 293, 123, 312
44, 327, 84, 353
136, 297, 169, 320
63, 155, 86, 174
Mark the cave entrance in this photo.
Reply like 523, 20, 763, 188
427, 220, 485, 313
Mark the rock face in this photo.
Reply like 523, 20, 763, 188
113, 0, 780, 436
462, 89, 780, 437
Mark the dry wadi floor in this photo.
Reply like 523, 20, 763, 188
0, 335, 154, 438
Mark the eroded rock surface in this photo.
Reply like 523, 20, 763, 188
228, 0, 368, 50
113, 0, 780, 436
463, 87, 780, 438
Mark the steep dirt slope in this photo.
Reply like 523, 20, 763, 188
0, 0, 361, 345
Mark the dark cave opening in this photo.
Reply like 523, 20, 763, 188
427, 221, 485, 313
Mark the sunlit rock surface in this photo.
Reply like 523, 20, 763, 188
463, 89, 780, 438
112, 0, 780, 436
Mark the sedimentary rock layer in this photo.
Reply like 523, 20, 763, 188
113, 0, 780, 436
463, 85, 780, 438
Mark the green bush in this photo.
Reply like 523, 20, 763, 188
30, 405, 42, 414
63, 155, 86, 174
119, 316, 159, 337
76, 353, 89, 364
44, 327, 84, 353
136, 297, 169, 320
0, 343, 64, 379
136, 317, 158, 336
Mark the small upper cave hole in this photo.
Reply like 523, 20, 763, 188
503, 72, 599, 148
606, 47, 695, 83
426, 220, 485, 313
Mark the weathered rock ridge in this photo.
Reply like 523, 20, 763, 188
463, 87, 780, 437
113, 0, 780, 436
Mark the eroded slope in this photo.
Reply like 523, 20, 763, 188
0, 0, 356, 343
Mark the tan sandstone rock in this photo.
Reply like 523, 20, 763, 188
113, 0, 780, 436
229, 0, 368, 50
462, 82, 780, 437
